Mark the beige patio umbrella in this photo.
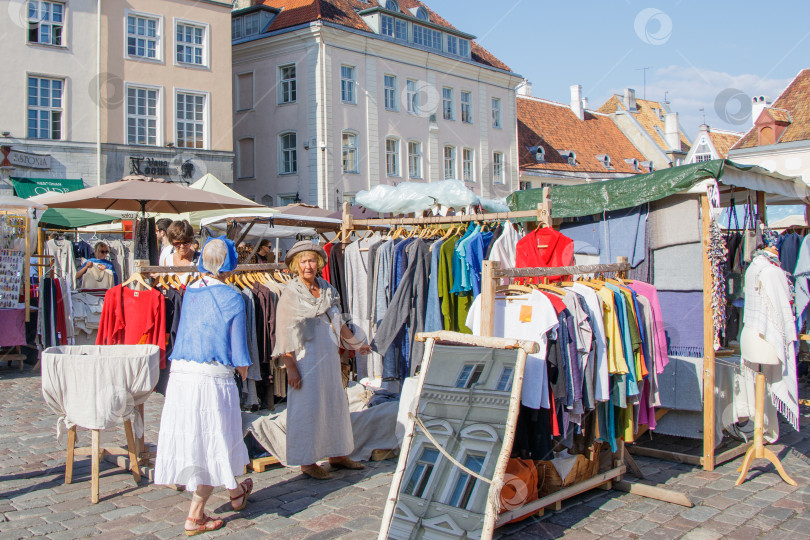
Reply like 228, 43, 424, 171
31, 175, 263, 216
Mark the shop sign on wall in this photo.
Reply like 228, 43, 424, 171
1, 147, 51, 169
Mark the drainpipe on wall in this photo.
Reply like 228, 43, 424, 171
319, 30, 328, 209
96, 0, 101, 185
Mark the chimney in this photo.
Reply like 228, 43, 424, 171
581, 96, 589, 110
570, 84, 583, 121
624, 88, 637, 111
664, 112, 681, 151
751, 95, 771, 126
517, 79, 532, 97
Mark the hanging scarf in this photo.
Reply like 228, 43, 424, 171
707, 220, 728, 350
271, 276, 343, 357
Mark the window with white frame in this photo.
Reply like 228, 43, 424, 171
238, 138, 254, 178
279, 64, 296, 104
493, 151, 504, 183
341, 65, 356, 104
231, 17, 242, 40
408, 140, 422, 179
342, 132, 358, 173
462, 148, 474, 182
27, 76, 63, 139
446, 451, 486, 508
243, 12, 260, 35
127, 86, 159, 145
127, 13, 160, 60
695, 153, 712, 162
446, 35, 458, 55
443, 145, 456, 179
413, 24, 441, 50
461, 91, 473, 123
176, 91, 206, 149
385, 138, 399, 177
406, 79, 418, 114
495, 365, 514, 392
395, 19, 407, 40
491, 97, 502, 128
459, 39, 470, 57
381, 14, 394, 37
236, 72, 254, 111
28, 1, 64, 46
176, 21, 205, 66
384, 74, 397, 111
442, 87, 454, 121
454, 363, 484, 388
279, 132, 297, 174
404, 446, 439, 498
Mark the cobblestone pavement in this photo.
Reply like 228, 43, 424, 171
1, 368, 809, 539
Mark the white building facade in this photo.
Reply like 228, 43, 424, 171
231, 2, 522, 210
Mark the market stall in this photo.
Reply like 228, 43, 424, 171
507, 159, 810, 471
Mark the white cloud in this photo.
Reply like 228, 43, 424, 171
598, 66, 793, 136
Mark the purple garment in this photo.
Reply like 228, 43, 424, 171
628, 281, 670, 373
0, 308, 26, 347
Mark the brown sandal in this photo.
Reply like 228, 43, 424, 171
329, 457, 365, 470
185, 515, 225, 536
230, 478, 253, 511
301, 465, 332, 480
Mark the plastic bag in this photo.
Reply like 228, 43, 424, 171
355, 179, 508, 214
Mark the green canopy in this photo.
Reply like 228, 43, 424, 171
10, 177, 117, 228
508, 160, 810, 219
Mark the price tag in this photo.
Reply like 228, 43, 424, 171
519, 305, 532, 323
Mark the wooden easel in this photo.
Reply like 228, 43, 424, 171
735, 368, 797, 486
64, 421, 142, 503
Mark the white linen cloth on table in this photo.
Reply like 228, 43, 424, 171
154, 359, 249, 492
245, 382, 398, 466
40, 344, 160, 441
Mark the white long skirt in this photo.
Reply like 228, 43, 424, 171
154, 360, 249, 492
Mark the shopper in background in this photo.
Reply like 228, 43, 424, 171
157, 218, 174, 266
163, 220, 200, 267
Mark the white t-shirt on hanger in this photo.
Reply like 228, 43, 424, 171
466, 291, 558, 409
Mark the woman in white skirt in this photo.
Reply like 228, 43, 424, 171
155, 237, 253, 536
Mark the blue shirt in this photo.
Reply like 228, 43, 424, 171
169, 284, 251, 368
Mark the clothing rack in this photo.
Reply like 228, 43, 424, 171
341, 188, 552, 241
138, 263, 288, 274
477, 258, 689, 524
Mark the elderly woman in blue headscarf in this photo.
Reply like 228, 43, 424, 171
154, 237, 253, 536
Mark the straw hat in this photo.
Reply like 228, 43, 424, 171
284, 241, 327, 267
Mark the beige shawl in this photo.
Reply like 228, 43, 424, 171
272, 276, 343, 357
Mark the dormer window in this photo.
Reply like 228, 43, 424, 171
527, 145, 544, 163
624, 158, 639, 171
411, 6, 429, 21
640, 160, 653, 172
558, 149, 575, 165
383, 0, 399, 11
596, 154, 612, 169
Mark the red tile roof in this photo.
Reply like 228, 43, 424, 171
255, 0, 511, 71
733, 69, 810, 149
598, 95, 691, 153
518, 96, 648, 174
706, 128, 742, 158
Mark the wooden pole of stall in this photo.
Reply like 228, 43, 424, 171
756, 191, 767, 226
24, 214, 31, 322
700, 194, 716, 470
481, 260, 498, 338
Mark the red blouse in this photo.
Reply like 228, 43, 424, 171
515, 228, 575, 283
96, 285, 167, 368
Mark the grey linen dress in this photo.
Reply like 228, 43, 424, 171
273, 277, 354, 466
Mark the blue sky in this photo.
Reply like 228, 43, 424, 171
430, 0, 810, 137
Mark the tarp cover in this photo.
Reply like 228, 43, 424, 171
508, 160, 810, 219
11, 177, 116, 228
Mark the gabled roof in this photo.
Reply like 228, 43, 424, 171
255, 0, 511, 71
518, 96, 647, 174
762, 107, 792, 124
598, 95, 691, 153
733, 69, 810, 149
706, 128, 743, 159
